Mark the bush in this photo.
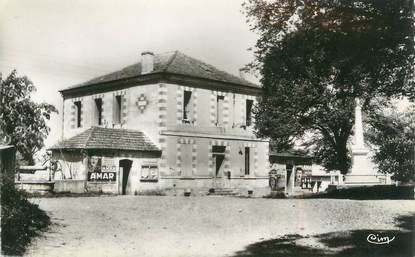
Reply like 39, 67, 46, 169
311, 185, 415, 200
1, 182, 50, 256
263, 191, 287, 199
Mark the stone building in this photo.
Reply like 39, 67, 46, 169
50, 51, 270, 196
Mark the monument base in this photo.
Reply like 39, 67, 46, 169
343, 173, 391, 185
347, 146, 389, 185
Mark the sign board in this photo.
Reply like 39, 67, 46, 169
140, 163, 159, 182
101, 158, 117, 172
88, 171, 116, 182
87, 156, 117, 182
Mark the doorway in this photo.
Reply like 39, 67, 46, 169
212, 146, 226, 188
119, 159, 132, 195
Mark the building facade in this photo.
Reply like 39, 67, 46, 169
51, 51, 270, 196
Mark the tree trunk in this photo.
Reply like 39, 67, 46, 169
335, 135, 350, 174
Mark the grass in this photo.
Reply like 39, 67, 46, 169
1, 181, 51, 256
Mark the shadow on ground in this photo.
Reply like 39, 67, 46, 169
232, 214, 414, 257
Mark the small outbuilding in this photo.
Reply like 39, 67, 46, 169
50, 126, 161, 194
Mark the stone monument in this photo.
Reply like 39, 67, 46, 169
346, 98, 388, 184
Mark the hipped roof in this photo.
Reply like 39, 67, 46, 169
61, 51, 259, 94
49, 127, 160, 152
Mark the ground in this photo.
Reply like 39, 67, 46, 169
24, 196, 415, 257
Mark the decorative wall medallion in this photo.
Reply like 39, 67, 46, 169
136, 94, 148, 113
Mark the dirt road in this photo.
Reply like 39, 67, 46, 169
25, 196, 415, 257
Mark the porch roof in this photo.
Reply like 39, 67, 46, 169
49, 127, 160, 152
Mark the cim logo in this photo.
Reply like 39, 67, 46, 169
88, 172, 116, 182
366, 233, 396, 245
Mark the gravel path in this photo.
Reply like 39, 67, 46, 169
25, 196, 415, 257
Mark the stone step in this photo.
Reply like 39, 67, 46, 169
212, 188, 234, 192
207, 188, 239, 196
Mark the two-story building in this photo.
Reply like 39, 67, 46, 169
50, 50, 270, 196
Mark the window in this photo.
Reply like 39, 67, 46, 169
114, 95, 122, 124
246, 99, 253, 127
74, 101, 82, 128
244, 147, 250, 175
216, 95, 224, 125
94, 98, 103, 125
183, 90, 192, 123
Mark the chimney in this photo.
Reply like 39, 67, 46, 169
239, 67, 249, 81
141, 51, 154, 74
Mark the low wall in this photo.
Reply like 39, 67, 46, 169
86, 182, 118, 194
54, 180, 87, 193
18, 170, 50, 181
15, 181, 54, 194
54, 180, 119, 194
138, 177, 270, 197
53, 177, 271, 197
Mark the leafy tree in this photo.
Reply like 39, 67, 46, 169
0, 69, 57, 165
367, 105, 415, 182
243, 0, 414, 173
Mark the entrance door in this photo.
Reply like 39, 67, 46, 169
213, 154, 225, 188
212, 145, 226, 188
119, 159, 132, 195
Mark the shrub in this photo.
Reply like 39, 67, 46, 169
263, 191, 287, 199
1, 182, 50, 255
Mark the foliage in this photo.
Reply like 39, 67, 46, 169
243, 0, 415, 173
0, 69, 57, 165
367, 105, 415, 182
1, 181, 51, 255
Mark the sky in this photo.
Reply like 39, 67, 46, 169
0, 0, 259, 147
1, 0, 412, 151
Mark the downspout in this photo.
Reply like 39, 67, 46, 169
61, 93, 64, 141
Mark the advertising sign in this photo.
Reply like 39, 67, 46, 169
101, 158, 117, 172
140, 163, 159, 182
87, 156, 117, 182
88, 171, 116, 182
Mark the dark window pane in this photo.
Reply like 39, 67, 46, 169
95, 98, 103, 125
74, 101, 82, 128
245, 147, 250, 175
183, 90, 192, 120
246, 99, 253, 126
212, 145, 226, 153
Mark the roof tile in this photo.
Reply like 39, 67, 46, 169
50, 127, 160, 152
66, 51, 258, 90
